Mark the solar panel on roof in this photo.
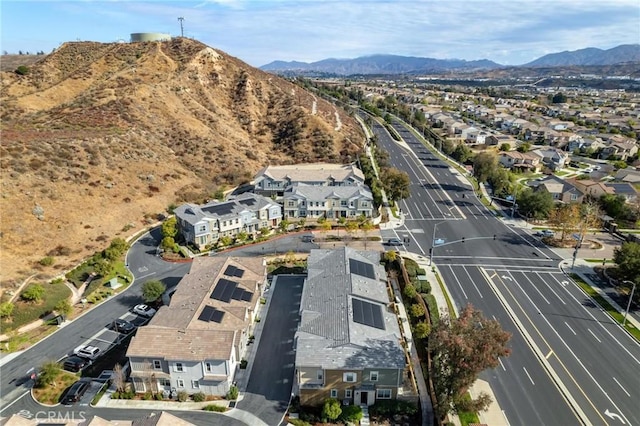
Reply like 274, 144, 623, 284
349, 258, 376, 279
233, 268, 244, 278
232, 287, 244, 300
238, 198, 256, 206
224, 265, 237, 276
240, 291, 253, 302
210, 282, 227, 300
211, 310, 225, 323
202, 202, 235, 216
198, 305, 216, 322
352, 298, 385, 330
219, 278, 238, 303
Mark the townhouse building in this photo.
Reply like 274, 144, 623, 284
253, 163, 365, 199
294, 247, 407, 407
498, 151, 541, 172
174, 193, 282, 250
126, 256, 267, 397
282, 184, 374, 220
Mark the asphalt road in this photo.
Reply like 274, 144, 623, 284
371, 116, 640, 426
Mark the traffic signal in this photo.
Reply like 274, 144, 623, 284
493, 234, 497, 240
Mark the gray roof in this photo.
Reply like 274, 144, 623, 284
284, 184, 373, 201
174, 193, 277, 226
255, 163, 365, 184
295, 247, 405, 370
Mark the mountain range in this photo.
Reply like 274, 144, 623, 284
261, 44, 640, 75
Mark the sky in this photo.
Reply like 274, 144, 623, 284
1, 0, 639, 67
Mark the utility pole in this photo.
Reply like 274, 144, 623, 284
178, 17, 185, 38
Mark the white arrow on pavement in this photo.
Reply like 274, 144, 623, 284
604, 409, 626, 424
501, 275, 513, 281
561, 281, 569, 286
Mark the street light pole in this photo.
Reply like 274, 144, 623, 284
430, 221, 447, 266
623, 280, 637, 327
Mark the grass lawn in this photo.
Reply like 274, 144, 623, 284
0, 282, 71, 332
1, 324, 58, 353
571, 274, 640, 341
33, 369, 79, 405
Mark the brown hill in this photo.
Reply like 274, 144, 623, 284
0, 38, 364, 289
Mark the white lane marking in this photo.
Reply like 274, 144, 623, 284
446, 265, 468, 300
501, 410, 511, 426
520, 271, 551, 305
535, 271, 566, 305
587, 328, 601, 343
463, 265, 484, 298
498, 357, 506, 371
523, 367, 535, 385
136, 272, 156, 280
546, 350, 554, 359
564, 321, 577, 335
612, 377, 630, 397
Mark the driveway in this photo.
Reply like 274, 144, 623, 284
238, 275, 304, 426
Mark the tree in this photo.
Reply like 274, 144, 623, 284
548, 204, 581, 241
279, 219, 291, 233
499, 143, 510, 152
516, 188, 553, 220
409, 303, 425, 318
218, 235, 232, 247
517, 142, 531, 153
472, 152, 498, 185
486, 168, 513, 198
112, 363, 126, 393
161, 217, 178, 239
15, 65, 29, 75
36, 361, 60, 388
21, 284, 45, 302
93, 258, 113, 277
383, 250, 397, 263
551, 92, 567, 104
0, 302, 14, 318
414, 321, 431, 339
613, 242, 640, 285
161, 236, 177, 252
381, 167, 410, 202
345, 220, 359, 242
359, 220, 374, 249
403, 283, 417, 299
321, 398, 342, 421
599, 194, 629, 221
105, 238, 129, 261
451, 143, 472, 163
142, 280, 166, 303
54, 299, 72, 317
429, 304, 511, 422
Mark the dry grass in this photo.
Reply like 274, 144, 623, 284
0, 39, 364, 288
32, 370, 79, 405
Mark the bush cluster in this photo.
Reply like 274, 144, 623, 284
203, 404, 226, 412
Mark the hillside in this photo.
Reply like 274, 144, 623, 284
0, 38, 364, 289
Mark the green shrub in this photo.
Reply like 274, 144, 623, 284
203, 404, 226, 412
226, 385, 238, 400
416, 268, 426, 276
287, 419, 312, 426
0, 302, 14, 318
192, 392, 206, 402
35, 361, 61, 388
111, 391, 120, 399
403, 283, 416, 299
39, 256, 55, 266
321, 398, 342, 421
240, 359, 248, 369
15, 65, 29, 75
417, 279, 431, 293
143, 391, 153, 400
339, 404, 363, 422
21, 284, 45, 302
404, 259, 419, 277
177, 390, 189, 402
155, 392, 164, 400
423, 293, 440, 327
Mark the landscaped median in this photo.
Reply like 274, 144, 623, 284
570, 273, 640, 341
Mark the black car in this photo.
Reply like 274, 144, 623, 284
62, 380, 90, 405
111, 319, 136, 333
63, 356, 91, 372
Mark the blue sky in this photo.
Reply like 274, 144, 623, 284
1, 0, 639, 67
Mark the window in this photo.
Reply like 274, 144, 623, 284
198, 225, 206, 232
341, 200, 348, 207
159, 378, 171, 387
174, 362, 184, 372
317, 370, 323, 381
177, 379, 185, 388
370, 371, 379, 382
288, 201, 295, 207
205, 362, 213, 373
376, 389, 392, 399
153, 360, 162, 370
343, 372, 356, 382
345, 389, 352, 398
570, 193, 578, 201
235, 218, 239, 224
192, 380, 199, 389
330, 389, 338, 398
223, 221, 227, 226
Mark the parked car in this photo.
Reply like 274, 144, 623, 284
62, 379, 90, 405
63, 356, 91, 373
534, 229, 554, 238
387, 237, 403, 246
111, 319, 136, 333
133, 304, 156, 318
73, 345, 101, 360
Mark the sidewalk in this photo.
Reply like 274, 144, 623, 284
399, 251, 505, 426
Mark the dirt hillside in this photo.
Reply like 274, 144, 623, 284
0, 38, 364, 290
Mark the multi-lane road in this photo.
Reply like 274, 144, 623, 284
373, 117, 640, 426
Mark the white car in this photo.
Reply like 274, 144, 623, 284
73, 345, 101, 360
133, 304, 156, 318
534, 229, 554, 238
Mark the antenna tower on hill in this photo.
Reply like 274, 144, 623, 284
178, 17, 185, 37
